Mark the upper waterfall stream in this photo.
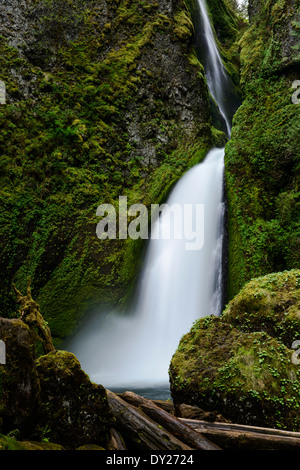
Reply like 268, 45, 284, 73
68, 0, 237, 397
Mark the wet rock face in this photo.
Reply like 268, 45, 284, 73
0, 0, 217, 334
124, 30, 210, 168
0, 318, 112, 448
0, 0, 107, 46
247, 0, 299, 70
0, 0, 209, 137
0, 0, 30, 48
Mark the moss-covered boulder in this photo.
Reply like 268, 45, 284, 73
223, 269, 300, 347
169, 270, 300, 431
18, 440, 65, 450
0, 316, 113, 448
36, 350, 112, 449
0, 318, 41, 436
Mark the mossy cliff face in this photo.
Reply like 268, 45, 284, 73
0, 0, 230, 343
169, 270, 300, 430
225, 0, 300, 298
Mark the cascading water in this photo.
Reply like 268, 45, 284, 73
69, 148, 225, 391
195, 0, 232, 135
68, 0, 237, 397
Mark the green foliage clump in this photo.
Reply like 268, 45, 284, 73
0, 434, 26, 450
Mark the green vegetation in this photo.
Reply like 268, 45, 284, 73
170, 270, 300, 430
1, 0, 299, 442
0, 0, 224, 343
223, 269, 300, 347
0, 434, 26, 450
225, 0, 300, 298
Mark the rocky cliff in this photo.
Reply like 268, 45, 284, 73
0, 0, 233, 342
225, 0, 300, 298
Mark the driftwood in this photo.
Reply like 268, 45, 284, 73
108, 389, 300, 450
106, 389, 194, 450
13, 280, 54, 354
108, 427, 127, 450
181, 418, 300, 450
152, 399, 175, 414
119, 391, 221, 450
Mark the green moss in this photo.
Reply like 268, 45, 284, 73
208, 0, 240, 40
225, 0, 300, 298
0, 0, 220, 343
222, 269, 300, 347
170, 305, 300, 430
35, 350, 112, 448
225, 75, 299, 297
173, 10, 194, 40
0, 434, 26, 450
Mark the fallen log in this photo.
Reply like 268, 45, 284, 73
118, 391, 221, 451
108, 427, 127, 450
152, 399, 175, 414
106, 390, 193, 451
180, 418, 300, 450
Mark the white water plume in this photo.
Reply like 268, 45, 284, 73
70, 148, 225, 387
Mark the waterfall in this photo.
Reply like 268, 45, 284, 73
68, 0, 235, 394
69, 148, 225, 389
195, 0, 232, 136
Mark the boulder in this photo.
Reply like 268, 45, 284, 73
169, 271, 300, 431
35, 350, 112, 449
176, 403, 229, 423
0, 318, 41, 436
0, 316, 113, 448
222, 269, 300, 348
0, 434, 27, 450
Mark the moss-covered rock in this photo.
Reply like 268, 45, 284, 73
76, 444, 105, 450
169, 270, 300, 431
222, 269, 300, 347
36, 350, 113, 449
225, 0, 300, 298
0, 316, 112, 448
18, 440, 65, 450
0, 434, 27, 450
0, 318, 41, 436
